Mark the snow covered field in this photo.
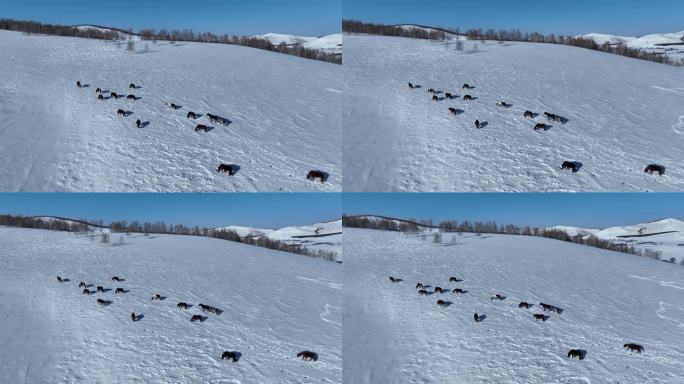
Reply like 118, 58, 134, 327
0, 30, 341, 191
549, 218, 684, 264
0, 227, 341, 383
343, 228, 684, 383
343, 34, 684, 192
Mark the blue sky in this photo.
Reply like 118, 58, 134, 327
343, 193, 684, 229
0, 193, 341, 229
0, 0, 340, 36
344, 0, 683, 36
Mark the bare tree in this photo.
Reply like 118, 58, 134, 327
126, 40, 135, 53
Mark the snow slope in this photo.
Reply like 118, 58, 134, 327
0, 227, 341, 383
255, 33, 342, 54
343, 35, 684, 192
548, 218, 684, 263
344, 228, 684, 383
0, 29, 341, 191
216, 220, 342, 260
581, 31, 684, 61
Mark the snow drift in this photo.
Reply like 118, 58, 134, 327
0, 227, 341, 383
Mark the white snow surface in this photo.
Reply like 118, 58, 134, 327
548, 218, 684, 263
343, 228, 684, 383
0, 227, 341, 383
343, 34, 684, 192
0, 29, 341, 191
216, 220, 342, 260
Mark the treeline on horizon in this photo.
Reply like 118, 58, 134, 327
342, 215, 679, 264
0, 18, 341, 65
342, 19, 682, 66
0, 214, 337, 262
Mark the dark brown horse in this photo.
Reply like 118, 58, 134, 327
297, 351, 318, 361
624, 343, 644, 353
567, 349, 584, 360
221, 351, 239, 362
217, 164, 235, 175
644, 164, 665, 176
306, 170, 327, 183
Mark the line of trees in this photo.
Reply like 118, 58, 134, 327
0, 18, 341, 64
0, 214, 338, 262
0, 215, 92, 232
0, 19, 124, 40
343, 20, 450, 40
343, 20, 682, 66
343, 215, 674, 263
138, 28, 341, 64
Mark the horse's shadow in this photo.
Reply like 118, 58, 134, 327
439, 301, 453, 307
140, 121, 150, 128
478, 121, 489, 128
135, 314, 144, 321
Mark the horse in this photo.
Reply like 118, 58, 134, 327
449, 277, 462, 283
186, 111, 197, 119
306, 170, 327, 183
463, 84, 473, 90
523, 110, 534, 118
96, 286, 105, 293
561, 161, 578, 173
463, 95, 473, 101
127, 94, 136, 100
79, 281, 86, 288
445, 92, 452, 99
195, 124, 208, 132
191, 315, 204, 322
117, 109, 126, 117
475, 119, 481, 129
112, 276, 122, 282
297, 351, 318, 361
77, 81, 82, 88
97, 298, 108, 307
452, 288, 465, 294
437, 299, 448, 307
644, 164, 665, 176
82, 288, 93, 295
534, 123, 547, 131
624, 343, 644, 353
491, 294, 505, 301
533, 314, 546, 321
136, 119, 142, 128
57, 276, 64, 283
567, 349, 584, 360
177, 302, 189, 309
131, 311, 137, 322
416, 283, 425, 289
221, 351, 239, 362
217, 164, 235, 175
519, 302, 531, 309
151, 293, 162, 300
115, 288, 126, 294
418, 289, 429, 295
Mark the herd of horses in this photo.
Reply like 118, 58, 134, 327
388, 273, 645, 361
407, 81, 667, 178
76, 80, 329, 184
56, 274, 318, 365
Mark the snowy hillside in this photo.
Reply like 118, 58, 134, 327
343, 35, 684, 192
0, 29, 341, 191
255, 33, 342, 54
74, 25, 138, 40
216, 220, 342, 260
581, 31, 684, 61
0, 227, 341, 383
344, 228, 684, 383
548, 218, 684, 263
